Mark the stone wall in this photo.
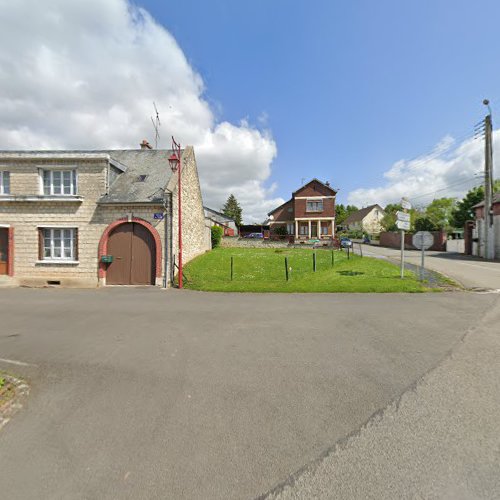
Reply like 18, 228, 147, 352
168, 146, 210, 272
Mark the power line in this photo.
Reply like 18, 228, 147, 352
408, 175, 483, 202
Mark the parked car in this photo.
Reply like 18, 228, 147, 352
340, 237, 353, 248
244, 232, 263, 239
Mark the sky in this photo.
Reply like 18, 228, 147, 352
1, 0, 500, 222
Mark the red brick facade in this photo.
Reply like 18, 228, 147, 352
268, 179, 336, 240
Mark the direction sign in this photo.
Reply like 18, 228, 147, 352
401, 198, 412, 210
396, 211, 410, 222
396, 220, 410, 231
412, 231, 434, 250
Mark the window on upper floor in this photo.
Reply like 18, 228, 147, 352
39, 227, 78, 261
42, 169, 77, 195
306, 200, 323, 212
0, 171, 10, 194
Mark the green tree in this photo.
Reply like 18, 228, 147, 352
335, 204, 359, 225
424, 197, 455, 231
222, 194, 243, 226
451, 181, 500, 228
414, 216, 438, 231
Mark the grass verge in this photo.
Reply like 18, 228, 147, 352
182, 247, 430, 293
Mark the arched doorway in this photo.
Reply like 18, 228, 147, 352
106, 222, 156, 285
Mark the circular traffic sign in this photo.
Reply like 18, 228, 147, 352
412, 231, 434, 250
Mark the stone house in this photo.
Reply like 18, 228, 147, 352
0, 144, 209, 287
267, 179, 336, 241
343, 204, 385, 235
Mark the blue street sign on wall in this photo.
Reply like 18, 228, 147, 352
153, 213, 164, 220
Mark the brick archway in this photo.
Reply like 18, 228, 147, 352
98, 217, 162, 282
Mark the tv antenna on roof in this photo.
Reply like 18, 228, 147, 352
151, 102, 161, 148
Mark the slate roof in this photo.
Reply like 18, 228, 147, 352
0, 149, 176, 204
99, 149, 175, 204
203, 206, 236, 224
344, 204, 384, 224
472, 192, 500, 208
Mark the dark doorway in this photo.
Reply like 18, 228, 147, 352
106, 223, 156, 285
0, 228, 8, 275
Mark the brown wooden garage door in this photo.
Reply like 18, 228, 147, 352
106, 223, 156, 285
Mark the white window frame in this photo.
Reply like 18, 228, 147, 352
321, 223, 329, 235
41, 169, 78, 196
299, 224, 308, 235
41, 228, 77, 261
0, 171, 10, 195
306, 200, 323, 212
286, 223, 294, 235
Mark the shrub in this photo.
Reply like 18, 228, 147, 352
272, 225, 288, 236
211, 226, 224, 248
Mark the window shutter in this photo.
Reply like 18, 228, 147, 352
74, 228, 79, 261
38, 228, 44, 260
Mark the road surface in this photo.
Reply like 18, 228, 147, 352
361, 244, 500, 290
0, 288, 497, 499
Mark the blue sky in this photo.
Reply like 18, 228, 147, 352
138, 0, 500, 206
2, 0, 499, 221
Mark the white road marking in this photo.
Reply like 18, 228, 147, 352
0, 357, 37, 367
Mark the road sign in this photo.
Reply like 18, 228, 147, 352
396, 220, 410, 230
153, 213, 164, 220
401, 198, 412, 210
396, 211, 410, 222
412, 231, 434, 250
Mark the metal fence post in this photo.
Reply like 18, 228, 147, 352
331, 250, 334, 267
313, 251, 316, 272
285, 257, 289, 281
231, 256, 234, 281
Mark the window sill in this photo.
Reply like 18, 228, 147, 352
36, 260, 79, 265
0, 195, 83, 202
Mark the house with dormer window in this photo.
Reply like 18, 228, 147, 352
0, 142, 209, 287
267, 179, 336, 241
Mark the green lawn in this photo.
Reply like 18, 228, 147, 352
182, 247, 429, 293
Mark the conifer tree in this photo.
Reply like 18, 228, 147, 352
222, 194, 243, 226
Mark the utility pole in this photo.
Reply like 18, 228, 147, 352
483, 100, 494, 259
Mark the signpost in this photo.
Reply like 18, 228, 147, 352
398, 198, 411, 279
412, 231, 434, 281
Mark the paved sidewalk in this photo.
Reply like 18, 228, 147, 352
263, 295, 500, 499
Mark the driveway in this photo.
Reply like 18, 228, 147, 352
0, 288, 496, 499
362, 244, 500, 290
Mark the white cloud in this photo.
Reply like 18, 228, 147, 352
0, 0, 282, 222
347, 131, 500, 208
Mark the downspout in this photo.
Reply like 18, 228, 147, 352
163, 189, 173, 288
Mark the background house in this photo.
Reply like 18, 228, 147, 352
204, 206, 238, 236
467, 193, 500, 259
267, 179, 336, 241
0, 144, 209, 287
343, 204, 385, 235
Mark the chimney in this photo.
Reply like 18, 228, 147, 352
140, 139, 152, 150
326, 181, 330, 187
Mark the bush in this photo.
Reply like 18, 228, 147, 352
211, 226, 224, 248
272, 225, 288, 236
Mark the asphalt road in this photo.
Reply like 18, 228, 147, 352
0, 288, 497, 499
361, 244, 500, 290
